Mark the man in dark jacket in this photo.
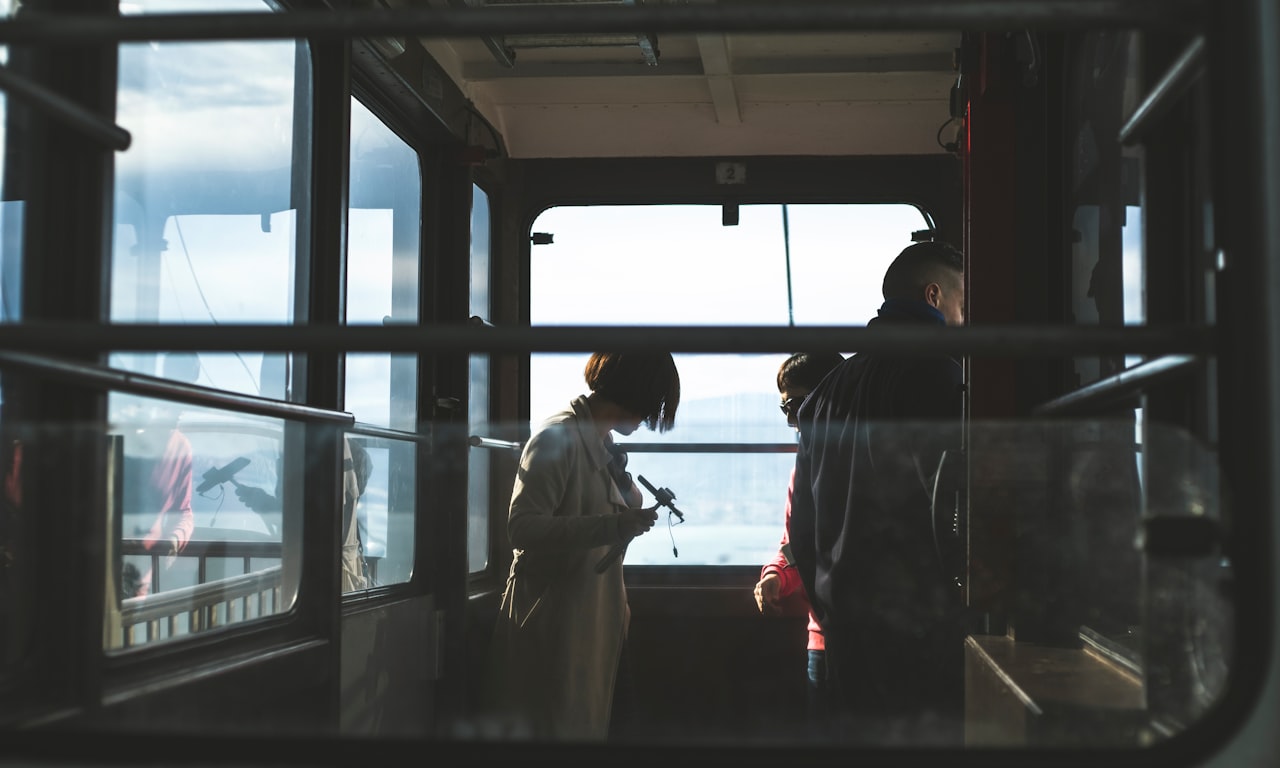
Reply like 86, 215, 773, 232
790, 240, 968, 744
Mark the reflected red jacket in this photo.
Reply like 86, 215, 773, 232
760, 466, 825, 652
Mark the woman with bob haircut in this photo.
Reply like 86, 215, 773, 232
483, 351, 680, 742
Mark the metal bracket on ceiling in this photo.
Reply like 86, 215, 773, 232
455, 0, 660, 68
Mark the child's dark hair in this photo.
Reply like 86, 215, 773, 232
777, 351, 845, 393
584, 352, 681, 432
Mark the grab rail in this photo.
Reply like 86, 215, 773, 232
0, 352, 353, 425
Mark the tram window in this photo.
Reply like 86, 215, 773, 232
104, 396, 298, 651
0, 3, 18, 327
1066, 30, 1147, 386
345, 97, 421, 432
110, 3, 307, 400
340, 98, 422, 592
103, 0, 309, 646
529, 203, 930, 565
344, 433, 417, 590
468, 184, 492, 574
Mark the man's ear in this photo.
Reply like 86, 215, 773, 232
924, 282, 942, 308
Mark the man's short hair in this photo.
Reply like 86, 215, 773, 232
881, 241, 964, 301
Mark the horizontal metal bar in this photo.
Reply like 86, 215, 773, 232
1031, 353, 1204, 416
348, 424, 431, 444
0, 323, 1216, 357
618, 442, 796, 454
1118, 35, 1205, 146
119, 538, 283, 559
0, 352, 353, 425
0, 1, 1204, 45
468, 435, 522, 451
119, 565, 282, 627
0, 64, 131, 151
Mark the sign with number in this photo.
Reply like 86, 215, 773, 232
715, 162, 746, 185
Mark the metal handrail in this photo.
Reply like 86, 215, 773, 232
618, 442, 797, 454
0, 351, 353, 425
0, 323, 1217, 358
1118, 35, 1206, 146
1031, 354, 1204, 416
0, 64, 130, 150
119, 565, 283, 627
468, 435, 522, 451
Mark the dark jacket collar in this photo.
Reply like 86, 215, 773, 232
872, 298, 945, 326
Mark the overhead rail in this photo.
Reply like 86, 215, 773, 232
0, 323, 1216, 358
1031, 353, 1204, 416
0, 65, 130, 151
0, 352, 354, 425
0, 0, 1206, 45
1118, 35, 1206, 146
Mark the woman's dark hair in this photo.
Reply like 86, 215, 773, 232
584, 351, 680, 432
777, 351, 844, 393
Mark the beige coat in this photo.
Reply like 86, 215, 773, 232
484, 396, 635, 741
339, 438, 367, 593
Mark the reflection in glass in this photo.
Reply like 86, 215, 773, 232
345, 98, 421, 430
109, 21, 307, 398
0, 0, 20, 325
342, 434, 416, 591
105, 394, 297, 651
468, 184, 492, 574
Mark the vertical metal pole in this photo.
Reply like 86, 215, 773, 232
782, 204, 794, 327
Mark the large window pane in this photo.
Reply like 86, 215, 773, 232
468, 185, 492, 574
104, 394, 298, 650
341, 98, 421, 591
345, 433, 416, 590
110, 4, 306, 401
529, 204, 930, 565
0, 0, 18, 326
104, 0, 308, 647
344, 98, 420, 431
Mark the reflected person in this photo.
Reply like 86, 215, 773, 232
233, 437, 370, 592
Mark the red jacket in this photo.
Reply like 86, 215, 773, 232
760, 467, 824, 651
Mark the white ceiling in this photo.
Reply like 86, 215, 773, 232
404, 1, 961, 159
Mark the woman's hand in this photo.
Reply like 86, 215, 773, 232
617, 504, 660, 539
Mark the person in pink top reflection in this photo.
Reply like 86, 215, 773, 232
122, 353, 198, 598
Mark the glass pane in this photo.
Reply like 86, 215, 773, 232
468, 184, 492, 574
529, 204, 930, 566
1065, 29, 1143, 387
345, 98, 421, 430
110, 11, 305, 398
531, 204, 924, 326
343, 433, 416, 591
0, 0, 21, 325
103, 0, 308, 647
105, 394, 298, 651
